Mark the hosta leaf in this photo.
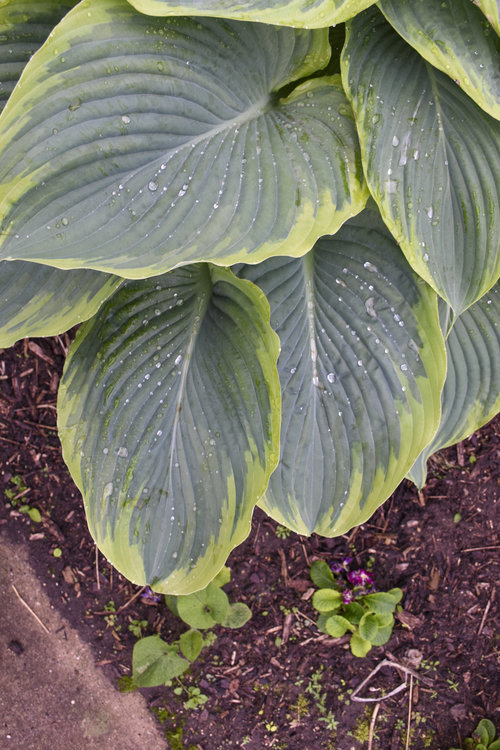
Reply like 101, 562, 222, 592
0, 0, 367, 277
238, 206, 446, 536
342, 7, 500, 314
0, 260, 122, 347
378, 0, 500, 120
474, 0, 500, 36
0, 0, 78, 113
124, 0, 378, 28
408, 283, 500, 487
57, 264, 280, 594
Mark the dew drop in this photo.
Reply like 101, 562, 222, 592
121, 115, 131, 124
117, 446, 128, 458
327, 372, 335, 383
148, 180, 158, 192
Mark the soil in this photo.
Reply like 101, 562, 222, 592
0, 335, 499, 750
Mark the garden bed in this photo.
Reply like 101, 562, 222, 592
0, 335, 499, 749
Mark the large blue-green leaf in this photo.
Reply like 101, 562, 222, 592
378, 0, 500, 120
408, 283, 500, 487
124, 0, 377, 28
0, 260, 123, 347
342, 7, 500, 315
0, 0, 367, 277
0, 0, 78, 113
57, 264, 280, 594
238, 205, 446, 536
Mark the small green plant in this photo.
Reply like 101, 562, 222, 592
103, 600, 121, 631
265, 721, 278, 733
4, 474, 27, 501
275, 524, 292, 539
128, 618, 148, 638
4, 474, 42, 522
449, 719, 500, 750
173, 682, 209, 710
165, 566, 252, 631
304, 666, 339, 732
310, 557, 402, 657
348, 707, 379, 744
287, 693, 310, 722
122, 567, 251, 693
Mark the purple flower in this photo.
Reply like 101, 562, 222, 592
342, 590, 354, 605
140, 586, 161, 603
347, 569, 373, 587
330, 556, 353, 574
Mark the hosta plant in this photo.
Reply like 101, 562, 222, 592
0, 0, 498, 594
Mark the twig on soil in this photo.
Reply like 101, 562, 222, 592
294, 608, 317, 627
462, 544, 500, 552
0, 435, 24, 447
367, 702, 380, 750
20, 419, 58, 431
11, 584, 50, 634
300, 542, 310, 567
478, 589, 495, 635
278, 547, 289, 587
116, 586, 146, 615
351, 659, 432, 703
95, 546, 100, 591
405, 674, 413, 750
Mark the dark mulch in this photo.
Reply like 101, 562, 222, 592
1, 336, 499, 750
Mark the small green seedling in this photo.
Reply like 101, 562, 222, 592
310, 558, 402, 657
449, 719, 500, 750
4, 475, 41, 522
165, 565, 252, 630
275, 524, 292, 539
128, 618, 148, 638
122, 567, 251, 693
